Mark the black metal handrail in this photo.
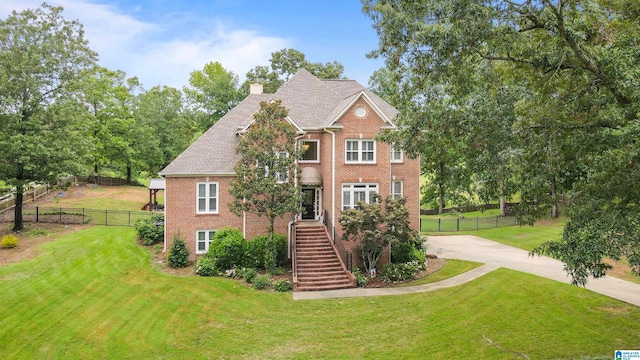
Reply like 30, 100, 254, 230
323, 209, 352, 272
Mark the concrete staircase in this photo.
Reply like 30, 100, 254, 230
294, 223, 356, 291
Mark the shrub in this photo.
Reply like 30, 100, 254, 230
247, 234, 288, 270
208, 227, 247, 270
239, 267, 257, 283
135, 214, 164, 245
353, 268, 369, 287
28, 227, 50, 237
391, 241, 415, 263
167, 234, 189, 268
252, 274, 271, 290
380, 260, 425, 283
273, 279, 293, 292
1, 234, 18, 248
195, 256, 219, 276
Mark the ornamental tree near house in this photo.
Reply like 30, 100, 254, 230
340, 195, 419, 274
0, 4, 97, 231
228, 100, 302, 271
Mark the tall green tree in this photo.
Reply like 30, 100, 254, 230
134, 85, 195, 174
228, 100, 302, 271
0, 4, 97, 230
242, 48, 346, 93
363, 0, 640, 284
82, 66, 142, 181
184, 61, 244, 132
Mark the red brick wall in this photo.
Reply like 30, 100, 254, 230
165, 98, 421, 266
164, 176, 291, 261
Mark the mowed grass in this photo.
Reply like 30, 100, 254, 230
1, 227, 639, 359
403, 259, 484, 287
465, 218, 567, 251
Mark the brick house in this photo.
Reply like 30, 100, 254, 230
159, 69, 420, 290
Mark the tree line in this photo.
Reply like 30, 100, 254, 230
364, 0, 640, 285
0, 3, 346, 231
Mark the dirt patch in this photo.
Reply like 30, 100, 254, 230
0, 223, 91, 266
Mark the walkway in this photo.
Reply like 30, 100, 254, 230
293, 235, 640, 307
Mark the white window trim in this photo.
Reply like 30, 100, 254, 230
342, 183, 379, 210
391, 146, 403, 163
299, 139, 320, 163
196, 230, 216, 254
391, 181, 403, 200
345, 139, 376, 164
196, 182, 219, 214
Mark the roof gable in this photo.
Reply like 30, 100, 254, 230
159, 69, 399, 176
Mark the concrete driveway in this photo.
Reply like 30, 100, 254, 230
295, 235, 640, 305
428, 235, 640, 307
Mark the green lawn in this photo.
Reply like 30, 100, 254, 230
463, 219, 567, 251
403, 259, 484, 287
1, 226, 638, 359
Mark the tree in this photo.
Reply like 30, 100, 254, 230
242, 48, 346, 93
82, 66, 143, 183
0, 4, 97, 230
363, 0, 640, 284
228, 100, 302, 271
339, 195, 418, 274
134, 85, 195, 173
184, 61, 244, 132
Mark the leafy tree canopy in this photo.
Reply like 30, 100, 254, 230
364, 0, 640, 285
0, 3, 97, 230
184, 61, 244, 132
242, 48, 346, 93
228, 100, 302, 270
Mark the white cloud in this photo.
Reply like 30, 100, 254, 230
0, 0, 290, 89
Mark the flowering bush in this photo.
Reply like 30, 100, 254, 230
380, 260, 425, 283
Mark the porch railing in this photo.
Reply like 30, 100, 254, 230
323, 209, 352, 272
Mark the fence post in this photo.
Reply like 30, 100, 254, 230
59, 208, 62, 224
456, 218, 460, 232
128, 211, 131, 227
36, 207, 39, 223
438, 218, 441, 232
105, 209, 108, 226
476, 217, 479, 230
82, 208, 85, 224
496, 216, 499, 228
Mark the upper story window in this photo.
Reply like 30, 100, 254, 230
342, 183, 378, 210
197, 182, 218, 214
391, 145, 403, 163
300, 140, 319, 162
257, 152, 289, 183
345, 139, 375, 164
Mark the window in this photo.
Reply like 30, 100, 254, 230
345, 140, 375, 163
196, 230, 216, 254
391, 181, 403, 200
391, 146, 403, 163
342, 183, 379, 210
197, 182, 218, 213
300, 140, 319, 162
258, 152, 289, 183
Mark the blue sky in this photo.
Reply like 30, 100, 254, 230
0, 0, 384, 90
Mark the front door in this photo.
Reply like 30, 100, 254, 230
301, 188, 316, 220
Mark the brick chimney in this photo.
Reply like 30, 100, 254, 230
250, 83, 263, 95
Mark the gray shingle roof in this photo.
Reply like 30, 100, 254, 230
159, 69, 397, 176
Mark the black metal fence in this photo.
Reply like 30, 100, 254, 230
420, 215, 519, 233
12, 207, 158, 227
